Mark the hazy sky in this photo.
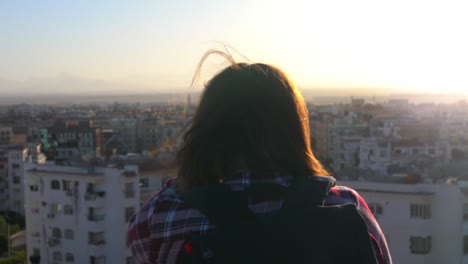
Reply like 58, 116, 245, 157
1, 0, 468, 94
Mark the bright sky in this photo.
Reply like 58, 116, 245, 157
1, 0, 467, 94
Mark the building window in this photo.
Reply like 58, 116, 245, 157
30, 185, 39, 191
51, 180, 60, 190
65, 253, 75, 262
52, 228, 62, 238
88, 232, 105, 245
64, 205, 73, 215
13, 176, 20, 184
86, 183, 95, 192
410, 236, 431, 254
50, 203, 61, 215
368, 203, 383, 217
379, 150, 386, 158
125, 207, 135, 222
140, 178, 149, 188
13, 200, 21, 211
125, 182, 134, 198
12, 164, 20, 169
65, 229, 74, 240
463, 204, 468, 221
410, 204, 431, 219
63, 180, 72, 191
90, 256, 107, 264
32, 248, 40, 256
53, 251, 62, 261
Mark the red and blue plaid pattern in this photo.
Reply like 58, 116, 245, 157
128, 175, 392, 264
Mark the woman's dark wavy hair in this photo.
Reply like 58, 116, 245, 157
177, 50, 328, 190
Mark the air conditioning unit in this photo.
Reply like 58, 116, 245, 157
47, 213, 55, 219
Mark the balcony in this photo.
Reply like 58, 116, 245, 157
89, 239, 106, 246
89, 256, 106, 264
123, 170, 137, 178
64, 190, 74, 197
87, 214, 105, 232
85, 191, 106, 207
88, 242, 106, 257
87, 214, 105, 222
85, 191, 106, 200
48, 238, 61, 247
124, 190, 135, 198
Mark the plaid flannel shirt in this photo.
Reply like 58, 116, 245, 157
128, 175, 392, 264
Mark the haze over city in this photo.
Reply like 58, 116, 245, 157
1, 0, 468, 97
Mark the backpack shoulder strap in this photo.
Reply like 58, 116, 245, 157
283, 176, 336, 209
181, 183, 256, 225
181, 176, 337, 224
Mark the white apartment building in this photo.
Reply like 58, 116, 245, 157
139, 166, 176, 205
328, 124, 369, 171
0, 148, 8, 211
25, 163, 140, 264
358, 138, 392, 175
358, 138, 453, 177
340, 180, 468, 264
8, 144, 46, 214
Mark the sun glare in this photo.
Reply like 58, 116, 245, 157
242, 0, 468, 94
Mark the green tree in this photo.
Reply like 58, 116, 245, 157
0, 250, 26, 264
0, 216, 21, 256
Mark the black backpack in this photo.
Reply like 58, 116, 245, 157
181, 176, 378, 264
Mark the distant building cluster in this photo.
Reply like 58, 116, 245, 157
310, 99, 468, 181
0, 100, 192, 263
1, 97, 468, 263
309, 98, 468, 263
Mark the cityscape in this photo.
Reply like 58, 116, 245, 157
2, 1, 468, 263
0, 95, 467, 263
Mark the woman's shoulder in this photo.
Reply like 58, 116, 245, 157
128, 177, 206, 240
324, 185, 366, 207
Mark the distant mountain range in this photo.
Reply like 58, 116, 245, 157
0, 74, 466, 105
0, 73, 165, 95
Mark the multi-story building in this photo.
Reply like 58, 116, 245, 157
8, 144, 46, 214
0, 126, 13, 145
358, 138, 392, 176
0, 147, 8, 211
11, 126, 28, 145
24, 163, 140, 264
341, 179, 468, 264
329, 124, 370, 171
7, 145, 29, 214
50, 120, 102, 161
137, 118, 161, 152
309, 115, 330, 161
110, 119, 137, 153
